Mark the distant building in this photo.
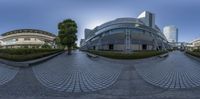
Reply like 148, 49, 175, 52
0, 29, 56, 48
183, 38, 200, 51
163, 25, 178, 43
80, 11, 169, 52
80, 39, 86, 47
190, 38, 200, 50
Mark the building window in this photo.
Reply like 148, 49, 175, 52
24, 38, 30, 41
109, 44, 114, 50
93, 46, 96, 50
142, 44, 147, 50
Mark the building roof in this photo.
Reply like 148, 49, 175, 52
1, 29, 56, 37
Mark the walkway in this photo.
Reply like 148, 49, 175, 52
135, 51, 200, 88
32, 51, 122, 92
0, 51, 200, 98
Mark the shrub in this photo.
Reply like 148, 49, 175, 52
193, 49, 200, 52
186, 51, 200, 58
41, 43, 52, 49
87, 50, 168, 59
0, 48, 63, 61
0, 48, 61, 55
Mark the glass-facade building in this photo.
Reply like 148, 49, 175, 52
163, 26, 178, 43
80, 11, 169, 52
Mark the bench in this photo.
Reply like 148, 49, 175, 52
159, 53, 169, 58
87, 53, 98, 58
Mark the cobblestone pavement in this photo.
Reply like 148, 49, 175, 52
0, 51, 200, 98
135, 51, 200, 89
0, 64, 18, 85
32, 51, 122, 92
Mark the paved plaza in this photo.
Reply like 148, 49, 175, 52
0, 51, 200, 98
135, 51, 200, 88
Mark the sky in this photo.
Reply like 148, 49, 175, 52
0, 0, 200, 46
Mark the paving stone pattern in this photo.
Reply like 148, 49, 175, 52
135, 51, 200, 89
32, 51, 122, 92
0, 64, 18, 85
0, 51, 200, 98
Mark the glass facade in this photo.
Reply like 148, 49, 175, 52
81, 11, 169, 51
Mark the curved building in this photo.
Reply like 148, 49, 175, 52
0, 29, 56, 48
80, 11, 169, 51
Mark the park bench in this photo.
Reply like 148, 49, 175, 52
159, 53, 169, 58
87, 53, 98, 58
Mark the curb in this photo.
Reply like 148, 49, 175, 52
0, 51, 64, 68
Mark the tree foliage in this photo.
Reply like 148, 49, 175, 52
41, 43, 51, 49
58, 19, 78, 54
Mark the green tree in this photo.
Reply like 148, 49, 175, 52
73, 43, 78, 49
54, 36, 64, 49
58, 19, 78, 55
41, 43, 51, 49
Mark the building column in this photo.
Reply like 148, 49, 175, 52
125, 29, 131, 52
152, 35, 159, 50
97, 36, 102, 50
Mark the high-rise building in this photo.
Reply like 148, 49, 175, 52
137, 11, 155, 28
163, 26, 178, 43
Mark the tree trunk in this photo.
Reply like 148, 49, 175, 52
67, 46, 72, 55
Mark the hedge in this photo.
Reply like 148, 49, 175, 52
0, 48, 61, 55
186, 51, 200, 58
87, 50, 168, 59
0, 48, 63, 61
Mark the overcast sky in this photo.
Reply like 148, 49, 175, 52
0, 0, 200, 45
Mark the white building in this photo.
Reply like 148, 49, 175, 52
0, 29, 56, 48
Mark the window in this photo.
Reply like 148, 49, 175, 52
24, 38, 30, 41
142, 44, 147, 50
109, 44, 114, 50
93, 46, 96, 50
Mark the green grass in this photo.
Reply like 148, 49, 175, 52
0, 48, 63, 62
87, 50, 168, 59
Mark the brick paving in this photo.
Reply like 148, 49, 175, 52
135, 51, 200, 89
0, 51, 199, 98
32, 52, 122, 92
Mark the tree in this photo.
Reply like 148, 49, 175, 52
73, 43, 78, 49
41, 43, 51, 49
58, 19, 78, 55
54, 36, 64, 49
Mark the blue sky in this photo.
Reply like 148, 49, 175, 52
0, 0, 200, 45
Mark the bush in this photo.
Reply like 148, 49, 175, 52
87, 50, 168, 59
0, 48, 63, 61
0, 48, 61, 55
186, 51, 200, 58
41, 43, 52, 49
193, 49, 200, 52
